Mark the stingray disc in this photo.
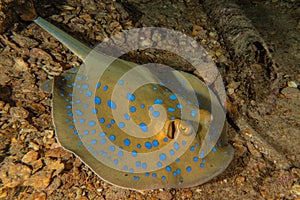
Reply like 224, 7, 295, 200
51, 54, 234, 190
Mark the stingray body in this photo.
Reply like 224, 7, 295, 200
33, 16, 234, 190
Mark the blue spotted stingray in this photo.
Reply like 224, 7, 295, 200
33, 16, 234, 190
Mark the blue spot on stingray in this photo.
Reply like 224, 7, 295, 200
77, 76, 82, 81
140, 104, 145, 108
145, 141, 152, 149
152, 111, 160, 118
148, 106, 153, 111
131, 150, 137, 157
139, 123, 148, 132
162, 176, 166, 181
200, 163, 205, 168
100, 138, 106, 144
133, 176, 140, 181
109, 135, 116, 141
173, 172, 177, 177
142, 163, 147, 169
190, 146, 195, 151
154, 99, 163, 104
123, 165, 128, 170
99, 118, 105, 123
92, 108, 98, 114
159, 153, 167, 161
99, 132, 106, 137
129, 106, 136, 112
193, 156, 199, 162
82, 130, 88, 135
136, 144, 141, 149
79, 118, 85, 123
153, 87, 158, 91
86, 91, 92, 97
118, 80, 124, 85
157, 162, 162, 167
152, 173, 157, 178
129, 169, 134, 173
174, 142, 180, 150
94, 96, 101, 105
169, 94, 177, 100
106, 124, 111, 128
182, 141, 186, 146
96, 82, 101, 88
145, 172, 149, 177
103, 85, 108, 91
75, 99, 80, 104
88, 120, 96, 126
163, 137, 168, 142
69, 125, 74, 129
109, 146, 115, 151
107, 100, 116, 109
176, 168, 181, 175
83, 103, 88, 108
212, 147, 217, 152
124, 113, 130, 120
118, 151, 124, 157
168, 107, 175, 112
176, 104, 182, 109
136, 161, 141, 167
82, 84, 89, 90
91, 140, 97, 144
166, 166, 171, 172
113, 159, 118, 165
118, 122, 125, 128
75, 109, 83, 116
152, 140, 159, 147
124, 139, 131, 146
169, 150, 175, 156
110, 119, 115, 124
126, 93, 135, 101
191, 110, 197, 117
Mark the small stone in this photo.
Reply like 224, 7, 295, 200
22, 150, 39, 164
287, 81, 298, 88
46, 177, 62, 194
44, 158, 65, 176
228, 81, 240, 89
24, 170, 52, 190
246, 141, 261, 158
281, 87, 300, 99
235, 176, 245, 184
33, 192, 47, 200
290, 184, 300, 196
32, 159, 44, 173
0, 163, 32, 187
227, 88, 235, 95
29, 141, 40, 151
13, 57, 29, 72
9, 106, 29, 119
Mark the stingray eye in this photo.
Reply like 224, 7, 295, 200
179, 121, 192, 136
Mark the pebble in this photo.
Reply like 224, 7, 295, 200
0, 163, 32, 187
13, 57, 29, 72
281, 87, 300, 99
9, 106, 29, 119
287, 81, 298, 88
291, 184, 300, 196
227, 88, 235, 95
21, 150, 39, 164
24, 170, 52, 190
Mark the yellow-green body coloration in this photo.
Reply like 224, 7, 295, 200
35, 16, 234, 190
